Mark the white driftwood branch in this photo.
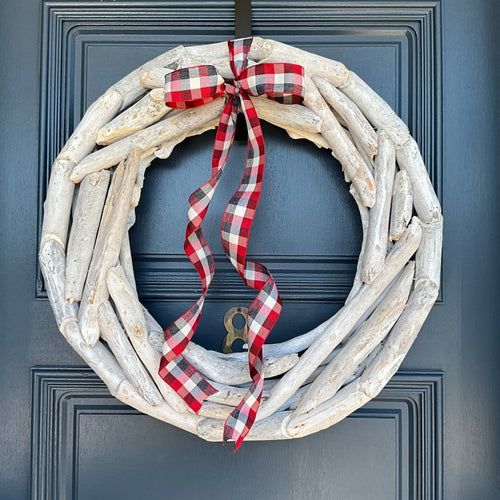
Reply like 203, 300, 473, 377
396, 138, 442, 223
186, 37, 273, 68
292, 262, 414, 417
106, 265, 189, 414
415, 215, 443, 287
345, 185, 370, 303
339, 71, 411, 147
183, 342, 299, 386
59, 89, 123, 163
258, 39, 348, 87
360, 131, 396, 283
40, 158, 76, 251
65, 170, 111, 302
359, 278, 439, 398
97, 88, 173, 145
112, 45, 187, 109
252, 97, 322, 134
98, 300, 163, 406
285, 378, 370, 438
197, 411, 292, 442
79, 150, 140, 346
257, 217, 422, 421
389, 169, 413, 241
285, 128, 329, 149
119, 234, 138, 297
39, 238, 78, 333
69, 98, 225, 183
304, 76, 376, 208
313, 76, 378, 159
142, 306, 299, 385
140, 68, 174, 89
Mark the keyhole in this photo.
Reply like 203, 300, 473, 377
222, 306, 249, 353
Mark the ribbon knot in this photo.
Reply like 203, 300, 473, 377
160, 37, 305, 450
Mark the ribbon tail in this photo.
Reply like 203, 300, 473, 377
160, 99, 240, 413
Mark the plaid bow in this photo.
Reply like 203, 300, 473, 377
160, 37, 305, 450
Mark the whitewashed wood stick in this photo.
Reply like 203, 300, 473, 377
346, 129, 375, 176
38, 241, 193, 432
154, 100, 323, 160
98, 300, 163, 406
222, 316, 332, 360
40, 158, 76, 251
286, 378, 370, 438
155, 119, 219, 159
142, 306, 299, 386
59, 88, 123, 163
55, 327, 190, 434
285, 344, 390, 438
182, 342, 299, 386
285, 128, 330, 148
172, 49, 239, 79
197, 411, 292, 442
69, 98, 225, 183
344, 270, 398, 342
252, 97, 322, 134
292, 261, 414, 418
303, 75, 376, 208
97, 88, 173, 145
39, 238, 78, 334
120, 159, 155, 279
257, 217, 422, 421
119, 234, 138, 297
106, 264, 190, 413
79, 150, 140, 346
66, 323, 201, 434
112, 379, 201, 435
258, 39, 348, 87
198, 401, 235, 420
389, 169, 414, 241
63, 320, 131, 396
112, 45, 187, 109
186, 37, 273, 68
396, 138, 442, 223
205, 379, 272, 407
415, 215, 443, 287
40, 89, 122, 248
65, 170, 111, 302
359, 278, 439, 398
277, 362, 362, 414
345, 185, 370, 303
361, 131, 396, 283
235, 345, 343, 389
314, 76, 378, 160
140, 68, 174, 89
143, 307, 310, 386
339, 71, 411, 147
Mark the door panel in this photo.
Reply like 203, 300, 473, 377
0, 1, 498, 499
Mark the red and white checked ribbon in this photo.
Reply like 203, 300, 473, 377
160, 37, 304, 450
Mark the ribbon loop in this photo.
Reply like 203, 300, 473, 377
236, 63, 305, 104
160, 37, 305, 450
165, 65, 225, 109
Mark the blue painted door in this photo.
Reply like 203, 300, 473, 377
0, 1, 498, 498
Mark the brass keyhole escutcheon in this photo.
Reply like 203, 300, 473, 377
222, 306, 249, 354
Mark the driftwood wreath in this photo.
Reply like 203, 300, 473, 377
40, 38, 442, 443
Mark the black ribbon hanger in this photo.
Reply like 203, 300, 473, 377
234, 0, 252, 141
